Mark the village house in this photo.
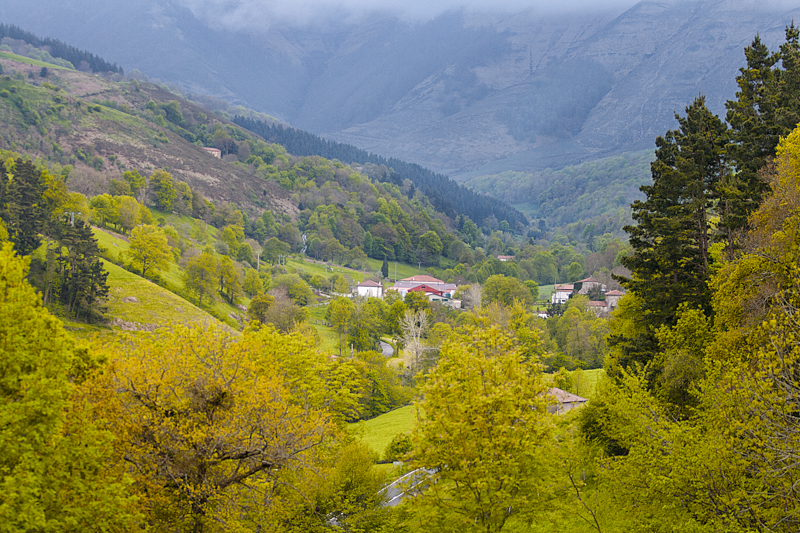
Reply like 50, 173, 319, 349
356, 280, 383, 299
586, 300, 608, 317
202, 147, 222, 158
550, 284, 574, 305
574, 276, 606, 295
605, 289, 625, 311
388, 275, 461, 308
547, 387, 588, 415
497, 255, 515, 262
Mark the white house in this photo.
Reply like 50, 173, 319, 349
550, 284, 574, 304
356, 280, 383, 298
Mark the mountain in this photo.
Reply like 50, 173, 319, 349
1, 0, 797, 179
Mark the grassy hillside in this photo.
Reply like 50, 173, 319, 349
103, 259, 221, 329
92, 227, 246, 327
0, 54, 294, 217
355, 405, 420, 458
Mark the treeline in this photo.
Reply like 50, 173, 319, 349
0, 23, 122, 74
232, 116, 529, 231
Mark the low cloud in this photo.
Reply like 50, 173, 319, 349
176, 0, 640, 29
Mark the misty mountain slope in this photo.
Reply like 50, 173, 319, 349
2, 0, 798, 178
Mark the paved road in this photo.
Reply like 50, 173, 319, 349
381, 468, 435, 507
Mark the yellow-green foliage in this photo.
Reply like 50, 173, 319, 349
0, 243, 139, 531
354, 405, 419, 457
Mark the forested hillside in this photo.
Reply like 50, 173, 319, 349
0, 23, 122, 74
233, 117, 528, 231
464, 150, 653, 239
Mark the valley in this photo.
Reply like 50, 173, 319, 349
1, 10, 800, 533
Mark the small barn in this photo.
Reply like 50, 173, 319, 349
547, 387, 588, 415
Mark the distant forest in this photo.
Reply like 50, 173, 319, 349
233, 117, 529, 231
0, 23, 122, 74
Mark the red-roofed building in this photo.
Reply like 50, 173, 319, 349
575, 276, 605, 295
605, 289, 625, 311
586, 300, 608, 317
551, 284, 574, 305
356, 280, 383, 298
409, 284, 444, 297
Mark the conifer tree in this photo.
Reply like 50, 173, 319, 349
56, 219, 109, 322
0, 159, 46, 255
724, 25, 800, 241
616, 97, 727, 373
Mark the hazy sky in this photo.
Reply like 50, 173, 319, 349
176, 0, 642, 29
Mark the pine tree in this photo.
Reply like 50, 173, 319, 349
724, 25, 800, 242
1, 159, 46, 256
615, 97, 727, 372
381, 256, 389, 278
56, 219, 109, 322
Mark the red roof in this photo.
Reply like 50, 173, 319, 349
409, 284, 443, 296
605, 290, 625, 296
554, 284, 574, 291
587, 300, 607, 307
577, 276, 600, 283
402, 275, 443, 283
358, 280, 382, 287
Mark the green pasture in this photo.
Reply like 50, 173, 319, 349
103, 259, 219, 327
0, 51, 71, 70
354, 405, 419, 458
306, 303, 339, 354
93, 226, 245, 326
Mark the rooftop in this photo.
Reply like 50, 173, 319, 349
401, 275, 443, 283
549, 387, 588, 404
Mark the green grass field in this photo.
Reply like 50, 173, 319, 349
103, 259, 220, 327
354, 405, 419, 458
572, 367, 604, 398
538, 283, 554, 301
285, 257, 369, 284
93, 226, 244, 326
306, 304, 339, 353
0, 51, 71, 70
363, 257, 424, 281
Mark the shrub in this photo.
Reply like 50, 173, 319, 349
383, 433, 413, 463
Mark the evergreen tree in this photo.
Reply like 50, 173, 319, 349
615, 97, 727, 375
724, 25, 800, 243
56, 219, 109, 322
381, 256, 389, 278
1, 159, 46, 256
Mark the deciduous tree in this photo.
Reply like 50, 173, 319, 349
124, 223, 172, 278
183, 251, 218, 305
0, 242, 138, 531
409, 325, 554, 532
